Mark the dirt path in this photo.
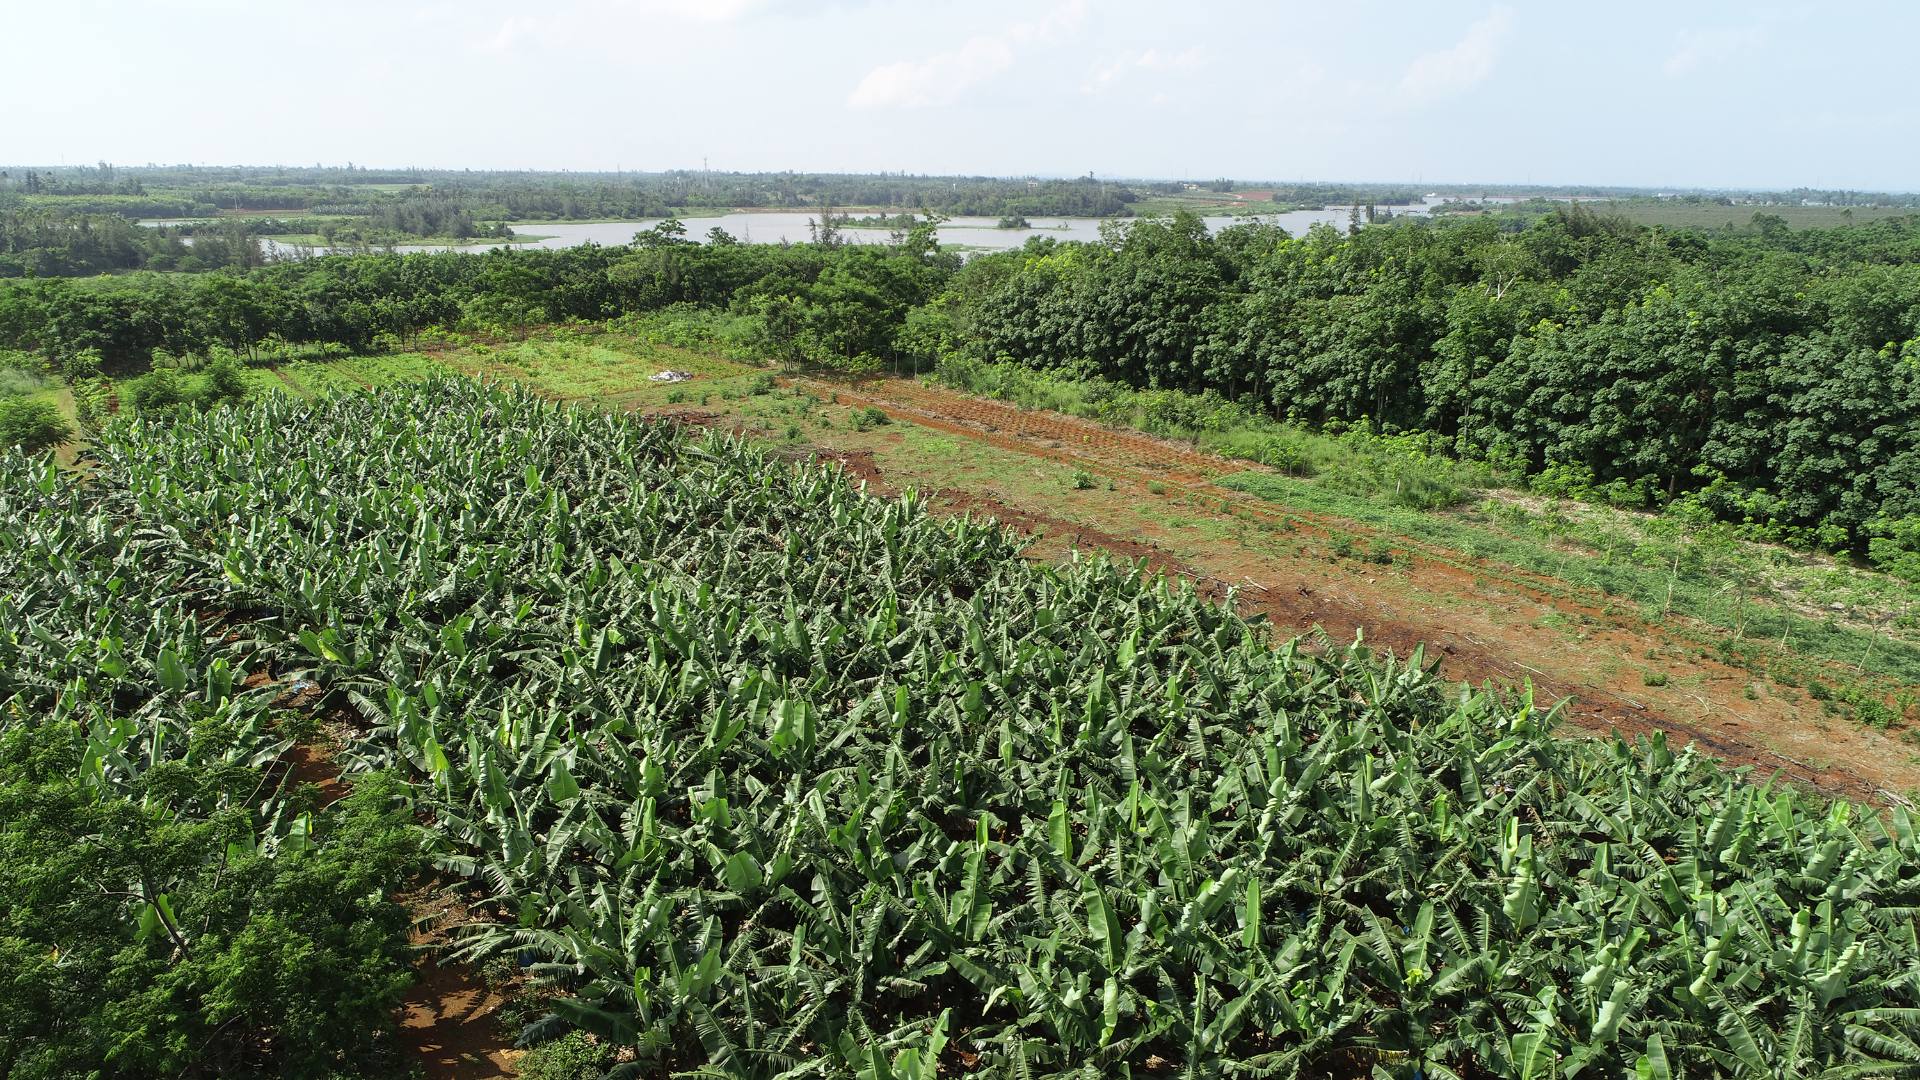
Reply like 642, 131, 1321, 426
268, 367, 312, 397
257, 669, 519, 1078
772, 376, 1920, 805
397, 890, 521, 1079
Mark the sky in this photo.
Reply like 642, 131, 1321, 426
5, 0, 1916, 190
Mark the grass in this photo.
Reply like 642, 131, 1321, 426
932, 357, 1497, 509
1219, 470, 1920, 689
1128, 193, 1278, 217
1599, 201, 1920, 230
920, 357, 1920, 694
278, 351, 452, 395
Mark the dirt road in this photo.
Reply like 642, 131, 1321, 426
778, 376, 1920, 805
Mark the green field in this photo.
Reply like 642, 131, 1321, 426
11, 379, 1920, 1077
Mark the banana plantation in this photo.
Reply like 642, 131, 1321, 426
6, 379, 1920, 1078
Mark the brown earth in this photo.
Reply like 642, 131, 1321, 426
397, 889, 521, 1079
253, 671, 520, 1077
764, 375, 1920, 805
279, 742, 351, 807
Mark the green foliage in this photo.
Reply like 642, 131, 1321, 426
126, 365, 188, 414
1867, 516, 1920, 583
126, 355, 252, 416
71, 375, 115, 434
0, 443, 426, 1078
60, 347, 103, 384
0, 397, 70, 452
0, 349, 50, 397
946, 211, 1920, 551
5, 205, 1916, 553
199, 356, 251, 407
0, 755, 422, 1080
517, 1031, 614, 1080
1528, 461, 1657, 510
22, 379, 1915, 1077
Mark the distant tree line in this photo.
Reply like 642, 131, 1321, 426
4, 208, 1919, 563
0, 209, 271, 276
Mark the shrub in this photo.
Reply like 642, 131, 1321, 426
128, 367, 188, 414
518, 1030, 614, 1080
59, 348, 103, 384
1385, 464, 1469, 511
71, 377, 115, 434
0, 398, 71, 453
196, 357, 250, 408
0, 350, 49, 397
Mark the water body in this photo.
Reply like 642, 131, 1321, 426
388, 202, 1436, 255
153, 200, 1453, 259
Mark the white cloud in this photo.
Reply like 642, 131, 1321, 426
477, 15, 540, 53
849, 0, 1088, 109
1399, 6, 1512, 103
474, 1, 771, 57
1082, 46, 1205, 95
1663, 25, 1764, 78
612, 0, 770, 21
848, 36, 1018, 108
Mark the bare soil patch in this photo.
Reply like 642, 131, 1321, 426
397, 889, 520, 1079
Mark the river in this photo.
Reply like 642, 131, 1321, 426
152, 199, 1453, 259
382, 202, 1436, 255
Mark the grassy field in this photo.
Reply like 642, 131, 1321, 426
1130, 192, 1282, 216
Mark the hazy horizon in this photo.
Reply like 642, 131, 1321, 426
7, 162, 1908, 200
10, 0, 1918, 191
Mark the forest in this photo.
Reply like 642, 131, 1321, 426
3, 206, 1918, 568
